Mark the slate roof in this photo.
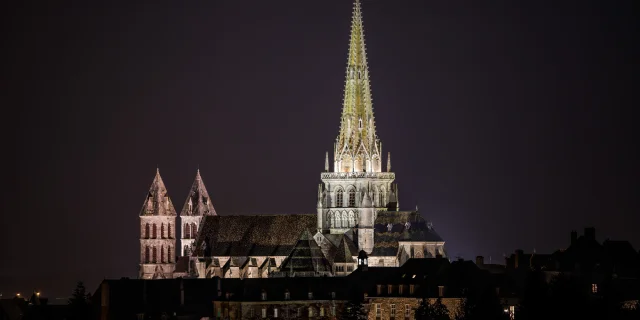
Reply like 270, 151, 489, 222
179, 170, 217, 217
333, 236, 358, 263
138, 169, 177, 217
372, 211, 444, 256
280, 230, 333, 273
195, 214, 317, 257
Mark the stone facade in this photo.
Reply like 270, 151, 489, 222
136, 0, 446, 280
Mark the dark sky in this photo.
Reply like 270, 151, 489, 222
3, 0, 637, 298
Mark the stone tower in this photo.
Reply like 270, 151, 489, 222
179, 169, 217, 256
317, 0, 398, 254
139, 169, 177, 279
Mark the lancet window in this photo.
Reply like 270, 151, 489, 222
144, 223, 150, 239
348, 189, 356, 207
161, 223, 165, 239
167, 223, 172, 239
152, 246, 157, 263
336, 189, 344, 207
168, 246, 172, 263
161, 246, 165, 263
152, 224, 157, 239
144, 246, 150, 263
191, 223, 198, 239
184, 224, 191, 239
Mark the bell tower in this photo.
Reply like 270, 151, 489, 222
139, 168, 177, 279
179, 169, 217, 256
317, 0, 399, 253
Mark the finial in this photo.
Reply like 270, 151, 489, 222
156, 166, 160, 175
325, 152, 329, 172
387, 152, 391, 172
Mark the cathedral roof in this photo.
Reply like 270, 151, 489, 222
333, 236, 358, 263
195, 214, 317, 257
372, 211, 445, 256
138, 168, 177, 216
279, 230, 333, 273
179, 169, 217, 217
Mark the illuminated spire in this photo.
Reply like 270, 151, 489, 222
335, 0, 381, 173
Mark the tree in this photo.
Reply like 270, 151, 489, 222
67, 281, 91, 320
340, 298, 367, 320
416, 298, 450, 320
431, 298, 450, 320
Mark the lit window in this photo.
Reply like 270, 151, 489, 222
390, 304, 396, 317
284, 292, 290, 300
331, 306, 336, 316
274, 308, 278, 318
399, 285, 404, 295
409, 285, 415, 295
375, 304, 381, 318
261, 307, 266, 318
438, 286, 445, 297
388, 285, 393, 294
308, 307, 313, 317
377, 285, 382, 295
592, 283, 598, 293
261, 292, 267, 301
320, 307, 325, 317
405, 304, 410, 318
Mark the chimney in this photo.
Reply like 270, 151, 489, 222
570, 230, 577, 245
584, 227, 596, 241
476, 256, 484, 266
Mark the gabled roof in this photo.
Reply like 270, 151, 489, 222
334, 236, 358, 263
372, 211, 444, 256
179, 169, 217, 217
139, 169, 177, 216
279, 230, 333, 273
195, 214, 317, 257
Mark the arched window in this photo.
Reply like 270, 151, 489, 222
144, 246, 150, 263
333, 212, 340, 228
152, 224, 157, 239
144, 223, 150, 239
348, 189, 356, 207
152, 246, 157, 263
341, 212, 348, 228
161, 246, 165, 263
336, 189, 344, 207
184, 224, 191, 239
161, 223, 165, 239
348, 211, 355, 227
191, 223, 197, 239
167, 223, 172, 239
168, 246, 172, 263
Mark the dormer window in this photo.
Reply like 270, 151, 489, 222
285, 291, 290, 300
405, 221, 411, 230
261, 291, 267, 301
308, 292, 313, 299
387, 223, 393, 232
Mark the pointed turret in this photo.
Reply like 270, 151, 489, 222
180, 169, 217, 217
139, 168, 177, 216
335, 0, 382, 173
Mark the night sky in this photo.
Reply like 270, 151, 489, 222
3, 0, 637, 298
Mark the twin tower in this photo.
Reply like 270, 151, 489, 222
138, 169, 215, 278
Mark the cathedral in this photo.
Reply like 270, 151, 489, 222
138, 0, 446, 280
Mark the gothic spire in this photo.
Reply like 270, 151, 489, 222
139, 168, 177, 216
335, 0, 381, 172
180, 169, 217, 217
